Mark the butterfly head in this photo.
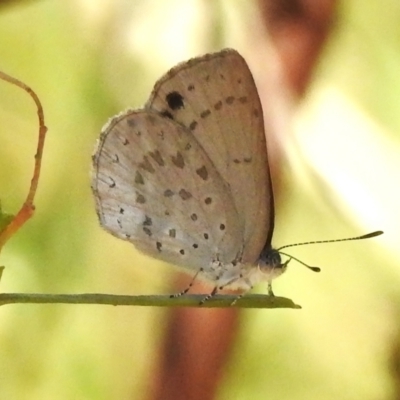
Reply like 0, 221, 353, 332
257, 247, 288, 281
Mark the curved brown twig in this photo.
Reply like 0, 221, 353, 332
0, 71, 48, 251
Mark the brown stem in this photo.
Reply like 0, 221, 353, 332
0, 71, 48, 250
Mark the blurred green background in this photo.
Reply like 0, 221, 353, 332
0, 1, 399, 399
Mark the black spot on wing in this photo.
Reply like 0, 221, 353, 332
166, 91, 184, 110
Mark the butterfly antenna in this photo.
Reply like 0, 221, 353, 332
277, 230, 383, 251
279, 252, 321, 272
276, 230, 383, 273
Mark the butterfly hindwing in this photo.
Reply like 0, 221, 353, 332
92, 110, 243, 272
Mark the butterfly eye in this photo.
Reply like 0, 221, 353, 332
258, 249, 283, 273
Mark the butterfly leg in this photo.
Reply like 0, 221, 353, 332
268, 281, 275, 297
228, 277, 253, 306
229, 288, 252, 306
229, 278, 276, 305
214, 274, 253, 306
199, 285, 218, 305
169, 267, 203, 299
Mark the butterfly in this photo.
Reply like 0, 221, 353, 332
91, 48, 383, 303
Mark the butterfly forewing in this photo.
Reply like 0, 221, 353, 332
146, 49, 273, 263
92, 110, 243, 272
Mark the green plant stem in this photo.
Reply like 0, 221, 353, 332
0, 293, 301, 309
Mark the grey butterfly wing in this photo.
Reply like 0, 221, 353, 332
92, 110, 242, 272
146, 48, 273, 264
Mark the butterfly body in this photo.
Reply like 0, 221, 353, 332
205, 254, 286, 291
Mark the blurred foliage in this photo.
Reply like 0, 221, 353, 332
0, 1, 399, 400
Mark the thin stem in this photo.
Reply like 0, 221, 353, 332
0, 293, 301, 309
0, 71, 48, 250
